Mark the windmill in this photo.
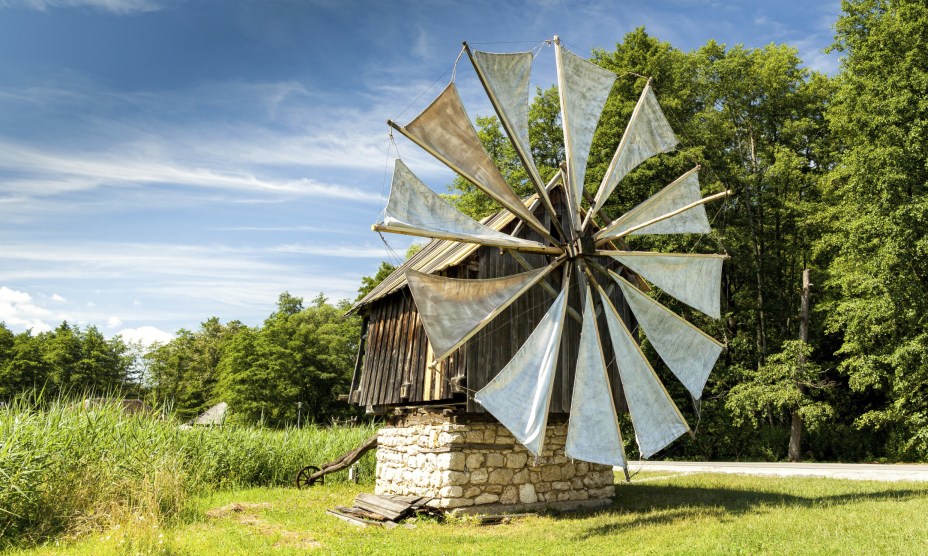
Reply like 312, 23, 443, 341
367, 37, 729, 475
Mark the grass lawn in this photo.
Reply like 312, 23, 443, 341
13, 472, 928, 555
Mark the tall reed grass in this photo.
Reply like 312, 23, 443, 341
0, 395, 377, 548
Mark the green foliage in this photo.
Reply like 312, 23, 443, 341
0, 394, 377, 548
726, 341, 835, 431
146, 292, 361, 427
816, 0, 928, 459
0, 323, 136, 401
405, 242, 425, 259
356, 261, 396, 301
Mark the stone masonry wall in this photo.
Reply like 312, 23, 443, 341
375, 415, 615, 510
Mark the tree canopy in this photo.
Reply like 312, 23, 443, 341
145, 292, 361, 426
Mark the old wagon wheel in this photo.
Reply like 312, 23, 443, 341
372, 36, 730, 471
295, 465, 323, 489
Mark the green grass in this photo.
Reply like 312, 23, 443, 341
0, 396, 376, 548
12, 472, 928, 555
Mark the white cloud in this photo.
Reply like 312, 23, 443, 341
0, 0, 164, 14
269, 244, 401, 258
118, 325, 174, 347
0, 286, 53, 332
0, 286, 31, 305
0, 141, 379, 202
106, 316, 123, 328
0, 240, 391, 326
51, 293, 67, 302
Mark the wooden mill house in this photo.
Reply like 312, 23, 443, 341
349, 187, 633, 511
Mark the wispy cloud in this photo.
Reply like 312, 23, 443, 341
212, 225, 359, 234
0, 0, 165, 13
0, 141, 377, 201
0, 241, 390, 268
268, 244, 401, 258
0, 72, 456, 222
0, 240, 393, 329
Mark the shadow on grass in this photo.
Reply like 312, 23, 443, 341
562, 482, 928, 540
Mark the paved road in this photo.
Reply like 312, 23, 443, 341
621, 461, 928, 482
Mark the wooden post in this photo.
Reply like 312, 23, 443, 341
788, 269, 811, 463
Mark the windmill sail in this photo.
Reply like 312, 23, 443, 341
407, 265, 555, 361
597, 167, 709, 238
475, 279, 570, 457
565, 287, 627, 468
598, 285, 690, 459
610, 270, 724, 400
555, 43, 616, 228
469, 47, 565, 240
381, 160, 545, 249
604, 251, 724, 318
395, 83, 551, 241
587, 81, 678, 227
470, 50, 536, 171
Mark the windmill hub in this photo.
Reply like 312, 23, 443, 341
566, 235, 597, 259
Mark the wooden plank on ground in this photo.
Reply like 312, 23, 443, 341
327, 509, 372, 528
335, 505, 388, 522
354, 493, 417, 521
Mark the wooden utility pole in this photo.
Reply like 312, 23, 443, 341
789, 269, 811, 462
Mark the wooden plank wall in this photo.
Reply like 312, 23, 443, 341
356, 283, 467, 408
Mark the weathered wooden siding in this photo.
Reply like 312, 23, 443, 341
356, 289, 469, 408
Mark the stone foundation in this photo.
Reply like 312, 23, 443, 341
375, 413, 615, 510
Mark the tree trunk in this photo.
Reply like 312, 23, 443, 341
788, 410, 802, 462
789, 269, 811, 463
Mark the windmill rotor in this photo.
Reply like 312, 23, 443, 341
373, 37, 729, 472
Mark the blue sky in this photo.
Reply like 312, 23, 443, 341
0, 0, 842, 345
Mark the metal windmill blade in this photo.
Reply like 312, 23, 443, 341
372, 36, 729, 469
